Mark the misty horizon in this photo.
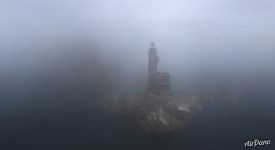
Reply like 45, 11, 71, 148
0, 1, 275, 150
1, 0, 275, 77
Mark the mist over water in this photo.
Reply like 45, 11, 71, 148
1, 0, 275, 150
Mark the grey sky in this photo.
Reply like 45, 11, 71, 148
1, 0, 275, 79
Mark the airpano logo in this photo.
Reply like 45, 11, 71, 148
244, 139, 271, 148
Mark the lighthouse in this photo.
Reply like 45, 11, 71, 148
148, 42, 159, 81
147, 42, 171, 96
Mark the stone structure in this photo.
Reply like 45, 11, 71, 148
147, 42, 171, 96
101, 42, 201, 133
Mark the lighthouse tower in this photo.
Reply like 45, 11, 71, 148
147, 42, 171, 96
148, 42, 159, 81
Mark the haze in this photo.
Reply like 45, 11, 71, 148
1, 0, 275, 94
1, 1, 275, 149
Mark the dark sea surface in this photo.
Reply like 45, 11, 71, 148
0, 75, 275, 150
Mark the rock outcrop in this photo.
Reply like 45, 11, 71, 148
100, 42, 201, 133
101, 92, 200, 133
136, 93, 200, 132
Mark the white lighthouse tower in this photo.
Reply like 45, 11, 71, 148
148, 41, 159, 81
147, 42, 171, 96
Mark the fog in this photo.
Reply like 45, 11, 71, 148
0, 0, 275, 149
1, 0, 275, 87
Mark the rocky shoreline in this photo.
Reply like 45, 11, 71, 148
101, 92, 201, 133
100, 42, 202, 133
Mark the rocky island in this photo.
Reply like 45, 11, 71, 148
101, 42, 201, 133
